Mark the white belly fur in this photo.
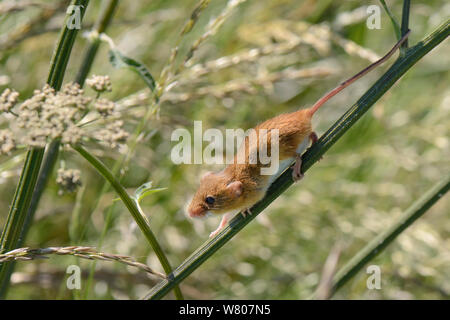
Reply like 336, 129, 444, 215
267, 136, 310, 186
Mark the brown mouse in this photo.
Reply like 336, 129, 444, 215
187, 31, 410, 238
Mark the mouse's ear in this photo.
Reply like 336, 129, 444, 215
226, 181, 243, 198
201, 171, 214, 181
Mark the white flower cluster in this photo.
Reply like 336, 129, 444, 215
0, 88, 19, 113
16, 83, 91, 148
93, 120, 129, 149
86, 75, 112, 93
94, 98, 116, 117
0, 76, 128, 155
0, 129, 15, 155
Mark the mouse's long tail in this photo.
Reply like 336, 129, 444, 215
307, 30, 411, 117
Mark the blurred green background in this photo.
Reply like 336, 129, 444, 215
0, 0, 448, 299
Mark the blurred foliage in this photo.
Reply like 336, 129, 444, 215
0, 0, 449, 299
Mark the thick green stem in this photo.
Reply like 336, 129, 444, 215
329, 174, 450, 297
0, 149, 44, 295
47, 0, 91, 89
73, 145, 181, 297
0, 0, 90, 298
143, 20, 450, 300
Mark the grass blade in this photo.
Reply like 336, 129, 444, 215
109, 49, 157, 93
379, 0, 401, 40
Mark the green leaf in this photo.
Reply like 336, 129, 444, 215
379, 0, 402, 40
111, 183, 167, 204
108, 49, 157, 92
134, 181, 167, 203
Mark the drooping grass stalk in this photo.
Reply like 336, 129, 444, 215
328, 174, 450, 298
72, 144, 181, 297
0, 0, 90, 298
158, 0, 212, 92
0, 246, 166, 279
143, 19, 450, 300
183, 0, 247, 67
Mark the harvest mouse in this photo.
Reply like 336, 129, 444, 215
187, 31, 410, 238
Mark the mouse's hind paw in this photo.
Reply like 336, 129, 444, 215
292, 153, 304, 182
309, 131, 323, 161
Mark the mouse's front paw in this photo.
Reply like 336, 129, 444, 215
240, 208, 252, 217
209, 230, 220, 238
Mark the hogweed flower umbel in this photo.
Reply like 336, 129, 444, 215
16, 83, 91, 147
0, 76, 128, 151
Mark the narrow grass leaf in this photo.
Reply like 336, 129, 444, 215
109, 49, 157, 92
379, 0, 402, 40
134, 181, 167, 203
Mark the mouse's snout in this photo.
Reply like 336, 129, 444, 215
187, 203, 207, 218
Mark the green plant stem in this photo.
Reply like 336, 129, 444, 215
143, 19, 450, 300
329, 174, 450, 297
0, 0, 90, 298
401, 0, 411, 49
21, 140, 60, 248
73, 144, 182, 299
0, 148, 44, 296
47, 0, 91, 89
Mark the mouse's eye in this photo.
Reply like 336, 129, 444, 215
205, 196, 215, 205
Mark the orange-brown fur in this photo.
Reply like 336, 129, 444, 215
187, 109, 313, 217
